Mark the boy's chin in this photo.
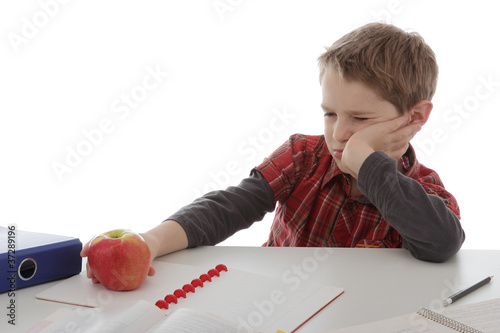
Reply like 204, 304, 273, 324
335, 160, 352, 176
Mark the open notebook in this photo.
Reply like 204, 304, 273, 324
34, 262, 344, 333
328, 297, 500, 333
29, 300, 261, 333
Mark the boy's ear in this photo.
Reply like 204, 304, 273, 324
409, 100, 433, 126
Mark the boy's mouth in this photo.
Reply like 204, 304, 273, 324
332, 149, 343, 160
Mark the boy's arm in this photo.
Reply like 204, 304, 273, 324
341, 114, 464, 261
141, 220, 189, 259
166, 170, 275, 247
358, 151, 464, 262
82, 171, 274, 284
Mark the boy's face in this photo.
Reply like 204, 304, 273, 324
321, 70, 401, 174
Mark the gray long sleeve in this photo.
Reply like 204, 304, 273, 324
166, 170, 275, 247
358, 151, 465, 262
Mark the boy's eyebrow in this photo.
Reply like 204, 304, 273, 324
320, 104, 332, 112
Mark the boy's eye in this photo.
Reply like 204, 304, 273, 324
324, 112, 337, 118
354, 117, 369, 122
323, 111, 370, 122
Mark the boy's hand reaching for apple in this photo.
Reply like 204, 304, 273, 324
80, 242, 102, 284
341, 115, 421, 179
80, 241, 155, 285
80, 221, 188, 289
80, 231, 156, 289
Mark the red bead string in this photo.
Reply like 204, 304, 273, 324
155, 264, 228, 310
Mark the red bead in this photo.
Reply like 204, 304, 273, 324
215, 264, 228, 272
199, 273, 212, 282
174, 288, 187, 299
182, 283, 196, 293
155, 300, 169, 309
191, 278, 204, 288
164, 294, 178, 304
207, 268, 220, 277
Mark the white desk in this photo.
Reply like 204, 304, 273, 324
2, 247, 500, 332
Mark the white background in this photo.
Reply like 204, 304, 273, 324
1, 0, 499, 250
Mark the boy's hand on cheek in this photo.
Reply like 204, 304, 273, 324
342, 115, 421, 178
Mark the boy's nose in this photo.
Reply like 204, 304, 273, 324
332, 119, 353, 143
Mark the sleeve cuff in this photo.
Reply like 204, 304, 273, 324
358, 151, 398, 198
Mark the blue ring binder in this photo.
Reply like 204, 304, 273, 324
0, 226, 82, 293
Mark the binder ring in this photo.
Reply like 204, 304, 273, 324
18, 258, 37, 281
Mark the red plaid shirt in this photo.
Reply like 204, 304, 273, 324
255, 134, 460, 248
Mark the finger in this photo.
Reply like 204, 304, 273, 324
80, 242, 90, 257
389, 114, 411, 132
148, 265, 156, 277
396, 123, 422, 142
385, 121, 420, 155
85, 262, 94, 279
409, 123, 422, 137
86, 263, 100, 284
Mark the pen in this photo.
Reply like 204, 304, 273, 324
442, 276, 493, 307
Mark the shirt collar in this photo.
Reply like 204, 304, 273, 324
321, 157, 344, 190
401, 144, 419, 178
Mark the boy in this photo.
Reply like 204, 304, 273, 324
82, 22, 465, 284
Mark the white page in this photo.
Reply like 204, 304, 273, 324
36, 300, 256, 333
149, 307, 257, 333
327, 312, 458, 333
441, 298, 500, 333
39, 300, 165, 333
158, 268, 343, 333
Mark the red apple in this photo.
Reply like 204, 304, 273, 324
87, 229, 151, 291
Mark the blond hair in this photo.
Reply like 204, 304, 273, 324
318, 23, 438, 114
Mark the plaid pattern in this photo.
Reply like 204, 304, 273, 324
255, 134, 460, 248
